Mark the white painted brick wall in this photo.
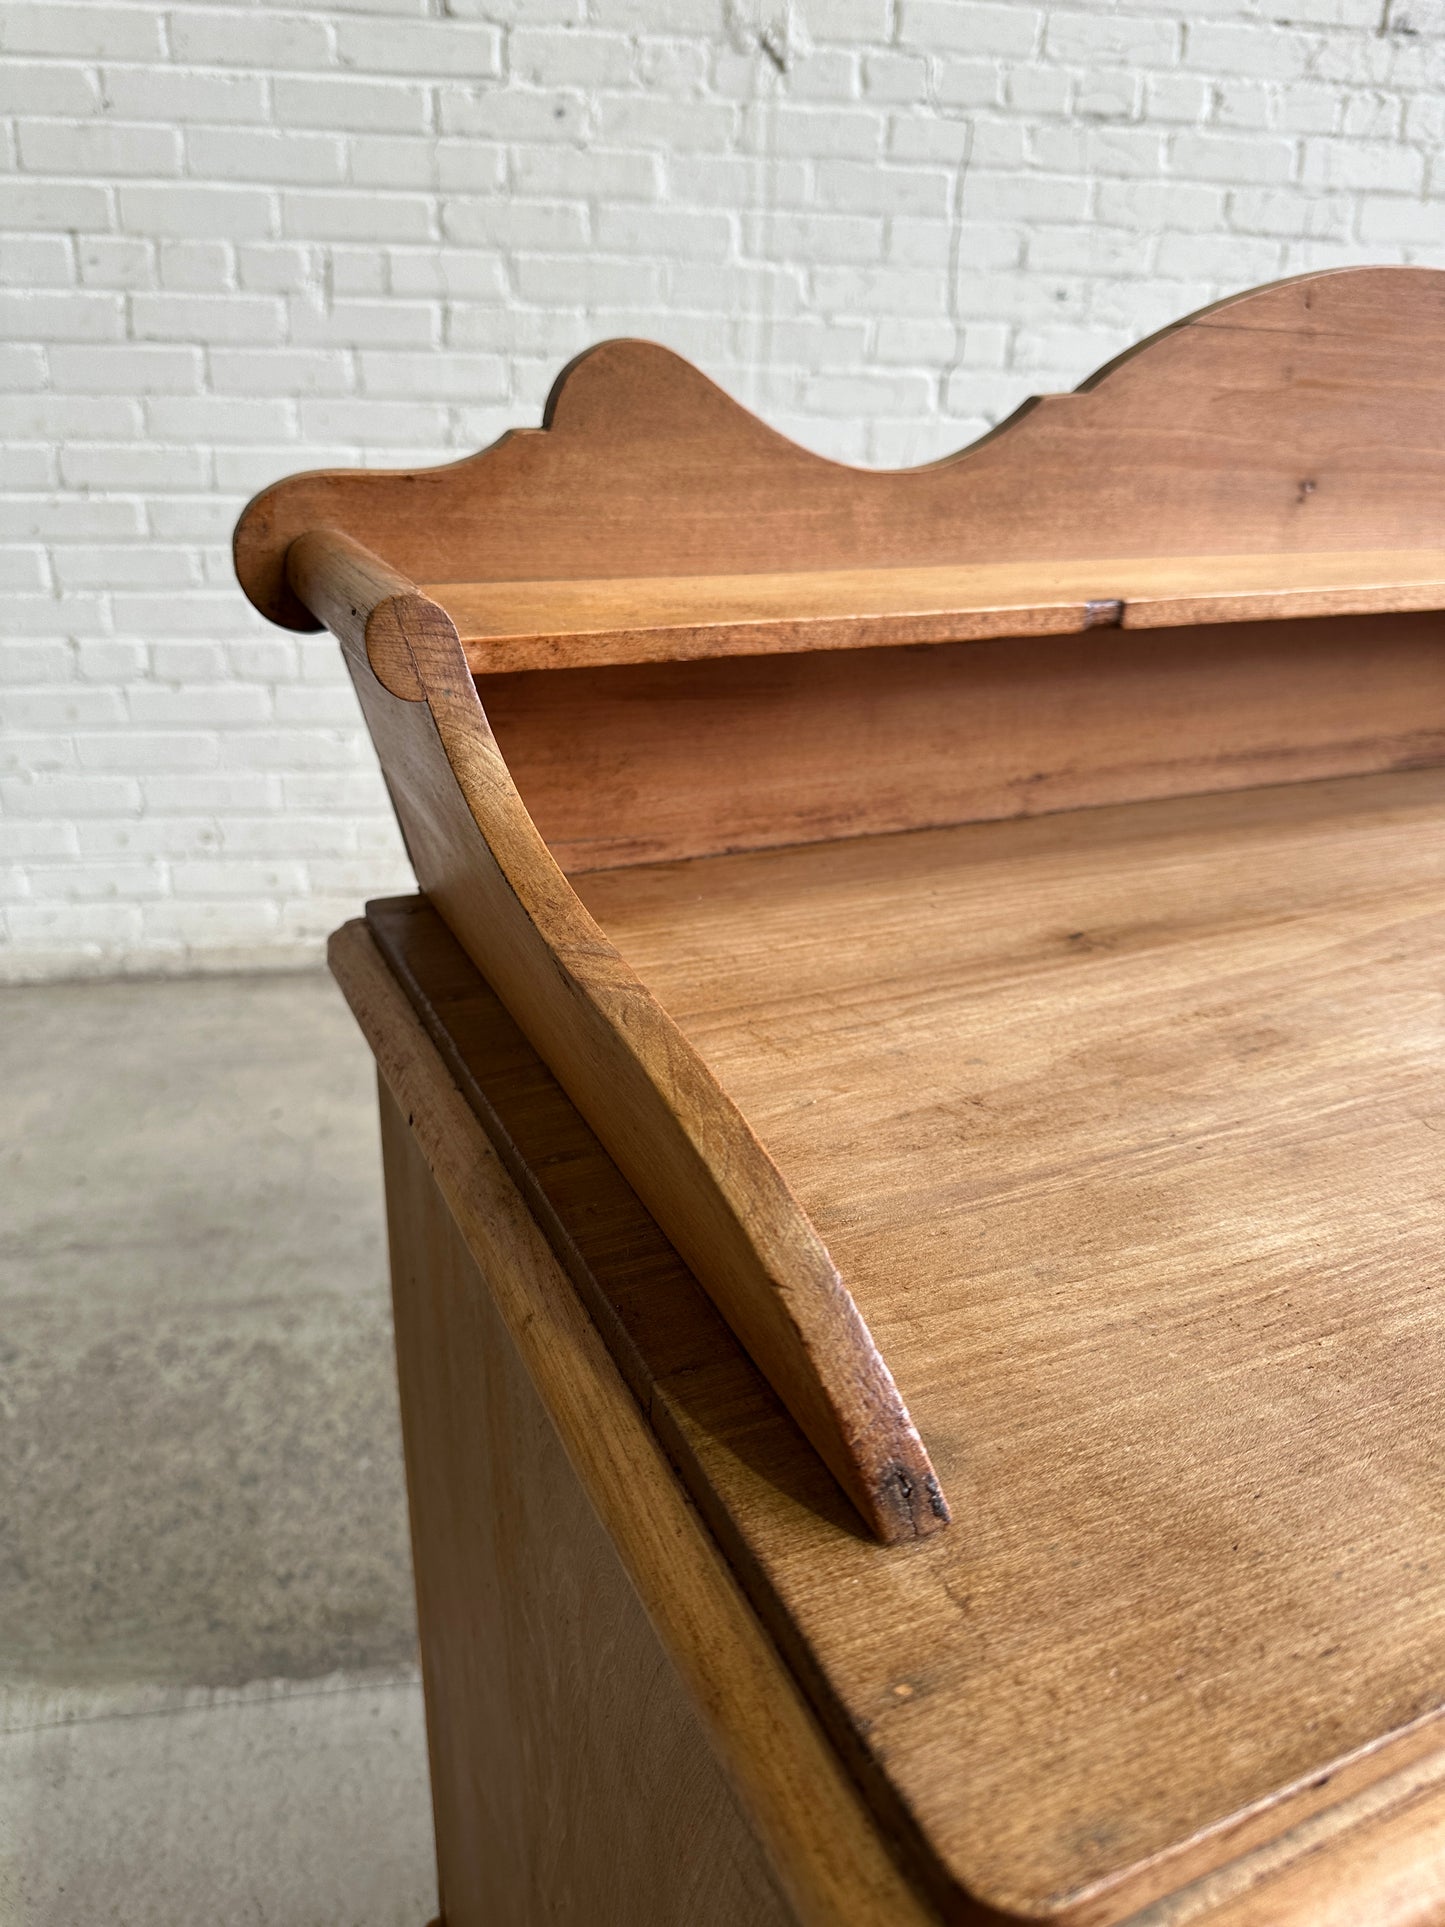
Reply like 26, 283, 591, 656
4, 0, 1445, 979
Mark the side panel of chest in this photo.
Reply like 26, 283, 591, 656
379, 1085, 797, 1927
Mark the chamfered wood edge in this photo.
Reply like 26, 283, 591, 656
293, 526, 948, 1545
234, 265, 1445, 634
326, 917, 946, 1927
1115, 1739, 1445, 1927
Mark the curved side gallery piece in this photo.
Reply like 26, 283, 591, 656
285, 525, 947, 1545
236, 266, 1445, 1543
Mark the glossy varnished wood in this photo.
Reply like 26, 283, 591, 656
424, 549, 1445, 676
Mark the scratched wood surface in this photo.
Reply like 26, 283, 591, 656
236, 269, 1445, 637
563, 763, 1445, 1920
423, 550, 1445, 676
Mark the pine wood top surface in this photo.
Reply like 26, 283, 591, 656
572, 763, 1445, 1917
423, 549, 1445, 674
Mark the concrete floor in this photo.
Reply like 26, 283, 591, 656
0, 971, 438, 1925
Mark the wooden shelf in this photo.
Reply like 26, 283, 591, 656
424, 548, 1445, 676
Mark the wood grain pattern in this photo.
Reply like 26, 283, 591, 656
296, 528, 944, 1544
236, 268, 1445, 635
329, 919, 944, 1927
481, 611, 1445, 873
1127, 1745, 1445, 1927
422, 550, 1445, 676
287, 525, 427, 699
379, 1082, 798, 1927
349, 866, 1445, 1925
568, 764, 1445, 1920
244, 268, 1445, 1917
1168, 1781, 1445, 1927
